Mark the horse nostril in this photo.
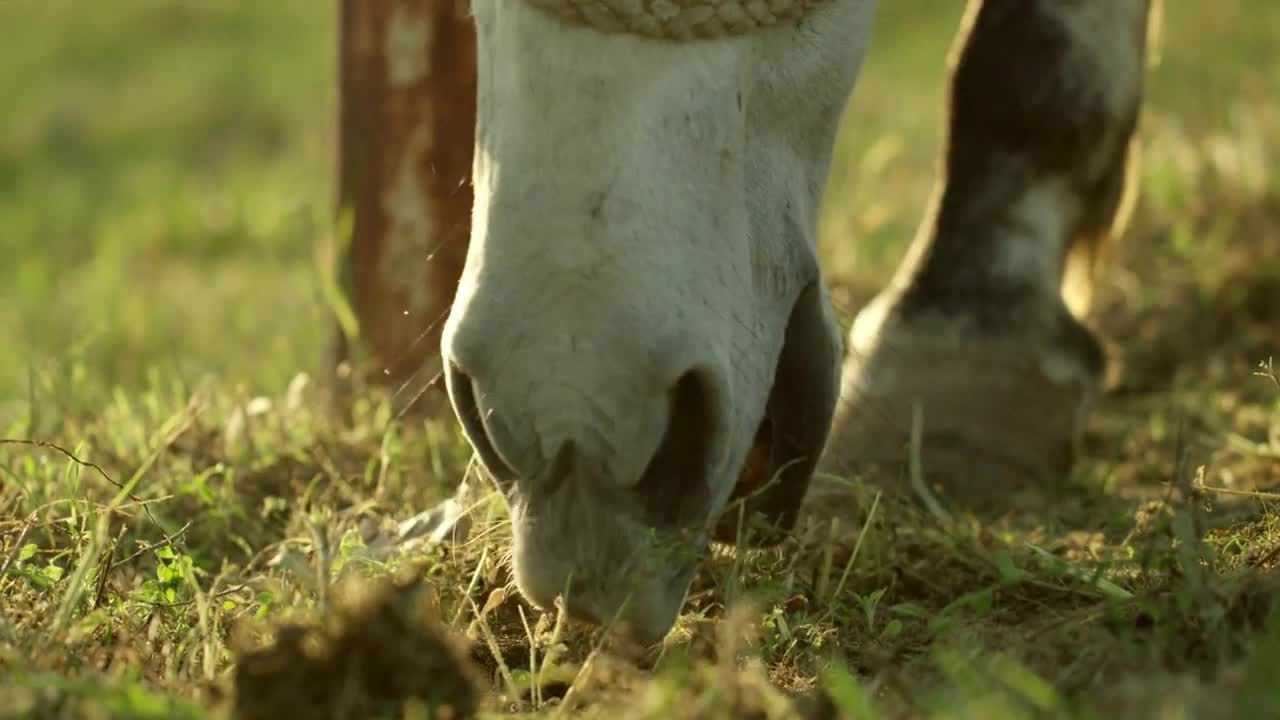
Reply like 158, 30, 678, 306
444, 360, 519, 486
634, 368, 719, 528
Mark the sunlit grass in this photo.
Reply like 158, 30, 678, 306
1, 1, 1279, 718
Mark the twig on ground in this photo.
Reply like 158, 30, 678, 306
0, 438, 180, 548
909, 400, 952, 525
0, 511, 36, 580
135, 583, 250, 609
825, 490, 883, 615
111, 522, 193, 571
1192, 483, 1280, 501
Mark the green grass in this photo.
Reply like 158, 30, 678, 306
2, 1, 1280, 718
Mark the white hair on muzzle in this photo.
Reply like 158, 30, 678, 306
522, 0, 834, 40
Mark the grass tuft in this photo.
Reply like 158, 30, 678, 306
3, 1, 1280, 718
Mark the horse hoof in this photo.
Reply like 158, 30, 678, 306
820, 291, 1104, 513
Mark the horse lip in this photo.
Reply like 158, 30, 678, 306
510, 499, 703, 642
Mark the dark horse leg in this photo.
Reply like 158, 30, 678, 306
823, 0, 1154, 509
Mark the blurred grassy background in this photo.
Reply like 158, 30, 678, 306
1, 0, 1278, 412
1, 4, 1278, 716
0, 3, 335, 408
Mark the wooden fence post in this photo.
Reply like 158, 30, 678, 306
334, 0, 475, 411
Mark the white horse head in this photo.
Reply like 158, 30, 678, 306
442, 0, 875, 642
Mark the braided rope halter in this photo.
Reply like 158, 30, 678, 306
521, 0, 834, 40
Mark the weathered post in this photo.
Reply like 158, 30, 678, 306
335, 0, 476, 408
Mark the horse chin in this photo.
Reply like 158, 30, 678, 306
508, 488, 705, 645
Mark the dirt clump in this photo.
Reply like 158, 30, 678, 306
227, 570, 479, 720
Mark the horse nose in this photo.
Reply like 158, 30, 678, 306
443, 353, 600, 491
630, 367, 722, 527
442, 357, 525, 485
443, 338, 727, 528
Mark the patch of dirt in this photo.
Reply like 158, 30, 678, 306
224, 569, 479, 720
